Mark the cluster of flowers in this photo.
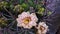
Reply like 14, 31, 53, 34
16, 12, 48, 34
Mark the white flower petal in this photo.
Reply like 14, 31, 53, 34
29, 21, 37, 26
30, 13, 38, 22
37, 22, 48, 34
18, 12, 30, 18
16, 12, 38, 29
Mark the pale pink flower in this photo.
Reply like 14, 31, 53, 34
37, 22, 48, 34
16, 12, 38, 29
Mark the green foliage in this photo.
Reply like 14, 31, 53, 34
21, 3, 29, 11
47, 10, 52, 16
37, 7, 45, 16
0, 18, 8, 27
14, 4, 24, 13
0, 1, 8, 10
36, 4, 45, 16
20, 0, 24, 4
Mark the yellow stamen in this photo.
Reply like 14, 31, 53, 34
22, 17, 31, 25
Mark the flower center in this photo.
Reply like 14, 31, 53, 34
40, 26, 45, 32
22, 17, 31, 25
